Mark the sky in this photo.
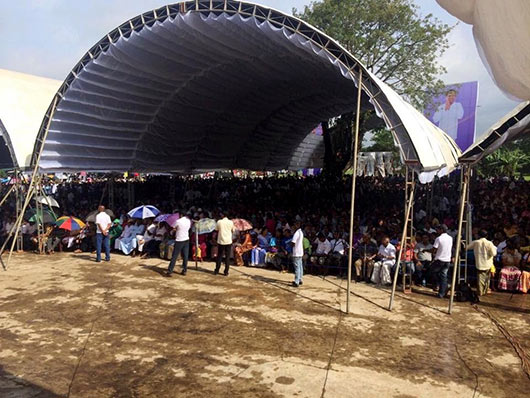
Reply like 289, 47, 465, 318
0, 0, 520, 137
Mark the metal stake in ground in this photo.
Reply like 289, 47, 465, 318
346, 68, 363, 314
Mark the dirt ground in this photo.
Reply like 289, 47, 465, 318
0, 252, 529, 398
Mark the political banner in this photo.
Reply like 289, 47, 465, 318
424, 81, 479, 151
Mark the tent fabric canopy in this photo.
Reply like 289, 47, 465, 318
32, 1, 460, 180
436, 0, 530, 100
460, 101, 530, 164
0, 119, 18, 169
0, 69, 61, 169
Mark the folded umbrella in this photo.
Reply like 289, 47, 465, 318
56, 216, 86, 231
86, 209, 115, 223
193, 218, 217, 234
35, 195, 60, 208
233, 218, 253, 231
127, 205, 160, 219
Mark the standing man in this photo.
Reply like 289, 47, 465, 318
432, 224, 453, 298
467, 230, 497, 296
215, 212, 235, 276
433, 89, 464, 141
291, 221, 304, 287
95, 205, 112, 263
166, 211, 191, 277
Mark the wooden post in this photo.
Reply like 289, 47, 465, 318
3, 96, 59, 267
448, 166, 471, 314
346, 69, 363, 314
389, 174, 415, 311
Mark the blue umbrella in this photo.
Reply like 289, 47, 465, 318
154, 213, 172, 223
128, 205, 160, 219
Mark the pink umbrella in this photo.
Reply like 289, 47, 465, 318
166, 213, 180, 228
233, 218, 253, 231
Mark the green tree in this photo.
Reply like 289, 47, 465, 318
363, 128, 395, 152
294, 0, 451, 107
477, 146, 530, 178
295, 0, 453, 174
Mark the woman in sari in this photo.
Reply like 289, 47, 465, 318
498, 238, 522, 291
518, 250, 530, 293
234, 231, 253, 267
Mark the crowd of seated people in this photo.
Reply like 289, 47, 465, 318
0, 174, 527, 295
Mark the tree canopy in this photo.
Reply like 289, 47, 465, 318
294, 0, 452, 108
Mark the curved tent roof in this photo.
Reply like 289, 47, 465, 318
0, 69, 61, 169
32, 0, 460, 180
0, 119, 18, 169
460, 101, 530, 164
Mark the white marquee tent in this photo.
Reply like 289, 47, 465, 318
0, 69, 61, 169
30, 0, 461, 181
436, 0, 530, 100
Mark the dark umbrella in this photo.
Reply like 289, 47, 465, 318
86, 209, 115, 223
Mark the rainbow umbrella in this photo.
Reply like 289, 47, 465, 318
56, 216, 86, 231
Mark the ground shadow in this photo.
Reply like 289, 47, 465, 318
322, 277, 388, 312
0, 364, 63, 397
477, 299, 530, 315
69, 253, 98, 262
138, 263, 218, 277
231, 268, 342, 313
323, 277, 450, 315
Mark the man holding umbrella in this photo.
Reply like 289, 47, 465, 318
166, 211, 191, 277
95, 205, 112, 262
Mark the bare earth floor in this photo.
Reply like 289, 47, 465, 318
0, 252, 529, 398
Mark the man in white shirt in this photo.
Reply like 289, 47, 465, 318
433, 89, 464, 141
166, 212, 191, 277
95, 205, 112, 262
371, 236, 396, 285
290, 221, 304, 287
215, 212, 235, 276
467, 230, 497, 296
432, 224, 453, 298
314, 233, 332, 255
414, 234, 433, 286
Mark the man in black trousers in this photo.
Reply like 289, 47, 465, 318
214, 212, 235, 276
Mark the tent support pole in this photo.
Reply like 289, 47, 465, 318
0, 183, 16, 208
127, 178, 134, 209
448, 166, 471, 314
346, 69, 363, 314
15, 170, 23, 252
389, 169, 415, 311
195, 227, 199, 270
34, 175, 45, 254
1, 96, 59, 268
